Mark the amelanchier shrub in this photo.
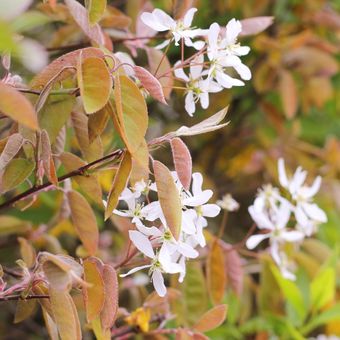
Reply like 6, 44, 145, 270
0, 1, 338, 339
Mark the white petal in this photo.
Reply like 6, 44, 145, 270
135, 220, 163, 237
185, 91, 195, 116
159, 246, 183, 273
120, 264, 152, 277
225, 18, 242, 45
183, 8, 197, 27
155, 39, 171, 49
199, 91, 209, 109
153, 9, 175, 29
142, 201, 163, 221
208, 22, 220, 51
202, 204, 221, 217
233, 63, 252, 80
141, 12, 169, 31
174, 63, 190, 81
182, 209, 197, 234
178, 242, 199, 258
183, 190, 213, 206
278, 158, 289, 188
302, 202, 327, 223
248, 205, 274, 230
290, 167, 307, 194
304, 176, 322, 198
276, 201, 291, 230
178, 256, 186, 282
190, 54, 204, 79
216, 70, 244, 88
294, 205, 309, 226
246, 233, 270, 249
192, 172, 203, 195
152, 270, 167, 297
280, 230, 305, 242
234, 45, 251, 56
129, 230, 155, 258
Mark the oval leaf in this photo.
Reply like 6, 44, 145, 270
279, 70, 298, 119
88, 0, 107, 25
77, 56, 112, 114
153, 160, 182, 240
67, 190, 99, 255
41, 130, 58, 186
170, 137, 192, 190
239, 16, 274, 36
193, 304, 228, 333
0, 82, 38, 130
105, 151, 132, 220
0, 133, 24, 172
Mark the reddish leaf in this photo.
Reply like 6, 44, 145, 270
153, 160, 182, 240
65, 0, 104, 46
0, 82, 38, 130
239, 16, 274, 36
0, 133, 24, 172
134, 66, 167, 104
130, 139, 149, 186
170, 138, 192, 190
193, 305, 228, 333
279, 70, 298, 119
41, 130, 58, 186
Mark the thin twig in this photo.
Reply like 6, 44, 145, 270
0, 294, 49, 302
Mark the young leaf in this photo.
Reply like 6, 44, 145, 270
67, 190, 99, 255
77, 56, 112, 114
0, 215, 31, 236
224, 244, 243, 296
31, 47, 104, 89
83, 258, 105, 322
279, 70, 298, 119
130, 139, 149, 186
207, 240, 226, 305
153, 160, 182, 240
14, 299, 37, 324
170, 137, 192, 190
133, 66, 167, 104
88, 0, 107, 25
0, 82, 38, 130
88, 105, 110, 143
0, 133, 24, 172
239, 16, 274, 36
43, 261, 72, 291
41, 130, 58, 186
49, 288, 82, 340
113, 75, 148, 155
193, 305, 228, 333
18, 237, 36, 267
42, 307, 59, 340
105, 151, 132, 220
1, 158, 34, 193
100, 264, 119, 329
64, 0, 104, 45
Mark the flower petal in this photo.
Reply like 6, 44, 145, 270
202, 203, 221, 217
129, 230, 155, 258
246, 233, 270, 249
120, 264, 152, 277
152, 269, 167, 297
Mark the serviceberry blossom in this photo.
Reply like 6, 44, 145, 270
247, 158, 327, 280
217, 193, 240, 212
141, 8, 205, 50
174, 55, 222, 115
118, 172, 220, 296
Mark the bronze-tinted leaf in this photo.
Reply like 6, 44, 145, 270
41, 130, 58, 186
193, 305, 227, 333
130, 139, 149, 186
49, 288, 82, 340
17, 237, 36, 267
0, 133, 24, 171
77, 56, 112, 114
65, 0, 104, 45
153, 160, 182, 240
0, 216, 31, 236
113, 75, 148, 155
1, 158, 34, 193
14, 299, 37, 324
170, 138, 192, 190
43, 261, 71, 291
105, 151, 132, 220
88, 105, 110, 143
100, 264, 119, 329
207, 240, 226, 305
239, 16, 274, 36
83, 258, 105, 322
134, 66, 167, 104
0, 82, 38, 130
42, 307, 59, 340
88, 0, 107, 25
279, 70, 298, 119
67, 190, 99, 255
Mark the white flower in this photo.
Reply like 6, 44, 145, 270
206, 20, 251, 88
174, 55, 222, 115
246, 201, 304, 264
216, 193, 240, 211
141, 8, 206, 50
121, 230, 183, 296
278, 158, 327, 234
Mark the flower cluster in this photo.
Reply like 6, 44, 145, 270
246, 158, 327, 280
141, 8, 251, 115
112, 172, 220, 296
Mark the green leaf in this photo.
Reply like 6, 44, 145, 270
0, 82, 38, 130
0, 133, 24, 172
153, 160, 182, 240
88, 0, 107, 25
77, 56, 112, 114
11, 10, 52, 32
0, 21, 16, 53
113, 75, 148, 155
67, 190, 99, 255
1, 158, 34, 193
311, 266, 335, 311
105, 151, 132, 220
0, 216, 31, 235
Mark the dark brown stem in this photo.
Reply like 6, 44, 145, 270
2, 266, 24, 278
0, 294, 49, 302
0, 149, 124, 211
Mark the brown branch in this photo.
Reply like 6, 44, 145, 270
0, 149, 124, 212
0, 294, 49, 302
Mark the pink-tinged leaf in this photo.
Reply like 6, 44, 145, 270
100, 264, 119, 329
49, 288, 82, 340
279, 70, 298, 119
170, 138, 192, 190
67, 190, 99, 255
64, 0, 104, 46
130, 139, 149, 186
0, 133, 24, 172
239, 16, 274, 36
0, 82, 38, 130
41, 130, 58, 186
193, 305, 228, 333
206, 240, 226, 305
134, 66, 167, 104
153, 160, 182, 240
83, 258, 105, 322
105, 151, 132, 220
31, 47, 104, 89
